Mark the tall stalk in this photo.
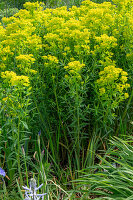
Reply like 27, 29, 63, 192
17, 117, 23, 186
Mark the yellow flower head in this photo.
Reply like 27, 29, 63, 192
99, 87, 106, 95
124, 93, 129, 99
1, 71, 30, 87
96, 64, 130, 110
42, 55, 58, 64
16, 54, 35, 66
64, 61, 85, 73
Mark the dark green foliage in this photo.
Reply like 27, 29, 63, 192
74, 136, 133, 199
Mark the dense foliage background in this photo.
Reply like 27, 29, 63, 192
0, 0, 132, 199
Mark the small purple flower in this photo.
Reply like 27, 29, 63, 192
0, 167, 6, 177
38, 130, 41, 136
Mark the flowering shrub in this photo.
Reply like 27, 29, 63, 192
0, 0, 132, 190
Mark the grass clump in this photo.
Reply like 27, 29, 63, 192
74, 136, 133, 199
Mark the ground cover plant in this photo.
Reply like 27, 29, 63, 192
0, 0, 133, 199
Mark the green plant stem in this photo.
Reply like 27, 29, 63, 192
17, 117, 23, 186
115, 89, 133, 136
52, 77, 68, 147
38, 135, 47, 195
31, 87, 56, 161
75, 82, 80, 166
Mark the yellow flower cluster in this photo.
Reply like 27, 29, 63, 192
97, 65, 122, 85
94, 34, 117, 52
16, 54, 36, 74
16, 54, 35, 64
23, 1, 44, 13
1, 71, 30, 87
96, 65, 130, 109
64, 61, 85, 80
0, 23, 6, 41
0, 0, 132, 117
64, 61, 85, 72
42, 55, 59, 64
2, 97, 8, 102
